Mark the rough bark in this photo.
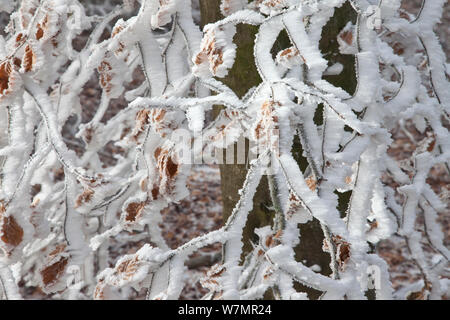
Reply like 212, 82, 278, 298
200, 0, 268, 258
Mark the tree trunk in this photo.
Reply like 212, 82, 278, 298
200, 0, 269, 258
199, 0, 356, 299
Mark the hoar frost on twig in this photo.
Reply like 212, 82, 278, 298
0, 0, 448, 300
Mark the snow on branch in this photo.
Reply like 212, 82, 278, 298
0, 0, 448, 300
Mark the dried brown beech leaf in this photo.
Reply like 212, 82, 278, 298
254, 100, 280, 154
132, 109, 150, 141
111, 22, 128, 58
153, 146, 179, 195
426, 133, 437, 152
0, 214, 24, 249
36, 24, 44, 40
195, 30, 224, 75
265, 235, 273, 247
39, 244, 70, 292
223, 110, 239, 119
323, 235, 351, 270
279, 47, 299, 58
255, 101, 280, 136
148, 108, 175, 138
13, 58, 22, 68
0, 61, 20, 99
95, 254, 148, 292
111, 24, 124, 38
340, 30, 353, 46
93, 279, 106, 300
206, 109, 240, 143
94, 279, 107, 300
98, 60, 114, 94
35, 14, 51, 41
305, 176, 317, 191
337, 243, 350, 267
125, 201, 146, 222
75, 188, 95, 208
150, 108, 166, 123
286, 192, 302, 219
40, 257, 68, 287
277, 46, 303, 67
22, 44, 36, 72
201, 264, 225, 293
151, 186, 160, 200
114, 256, 140, 282
140, 177, 160, 199
265, 231, 282, 249
406, 282, 431, 300
15, 33, 26, 47
0, 62, 12, 95
97, 52, 129, 99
